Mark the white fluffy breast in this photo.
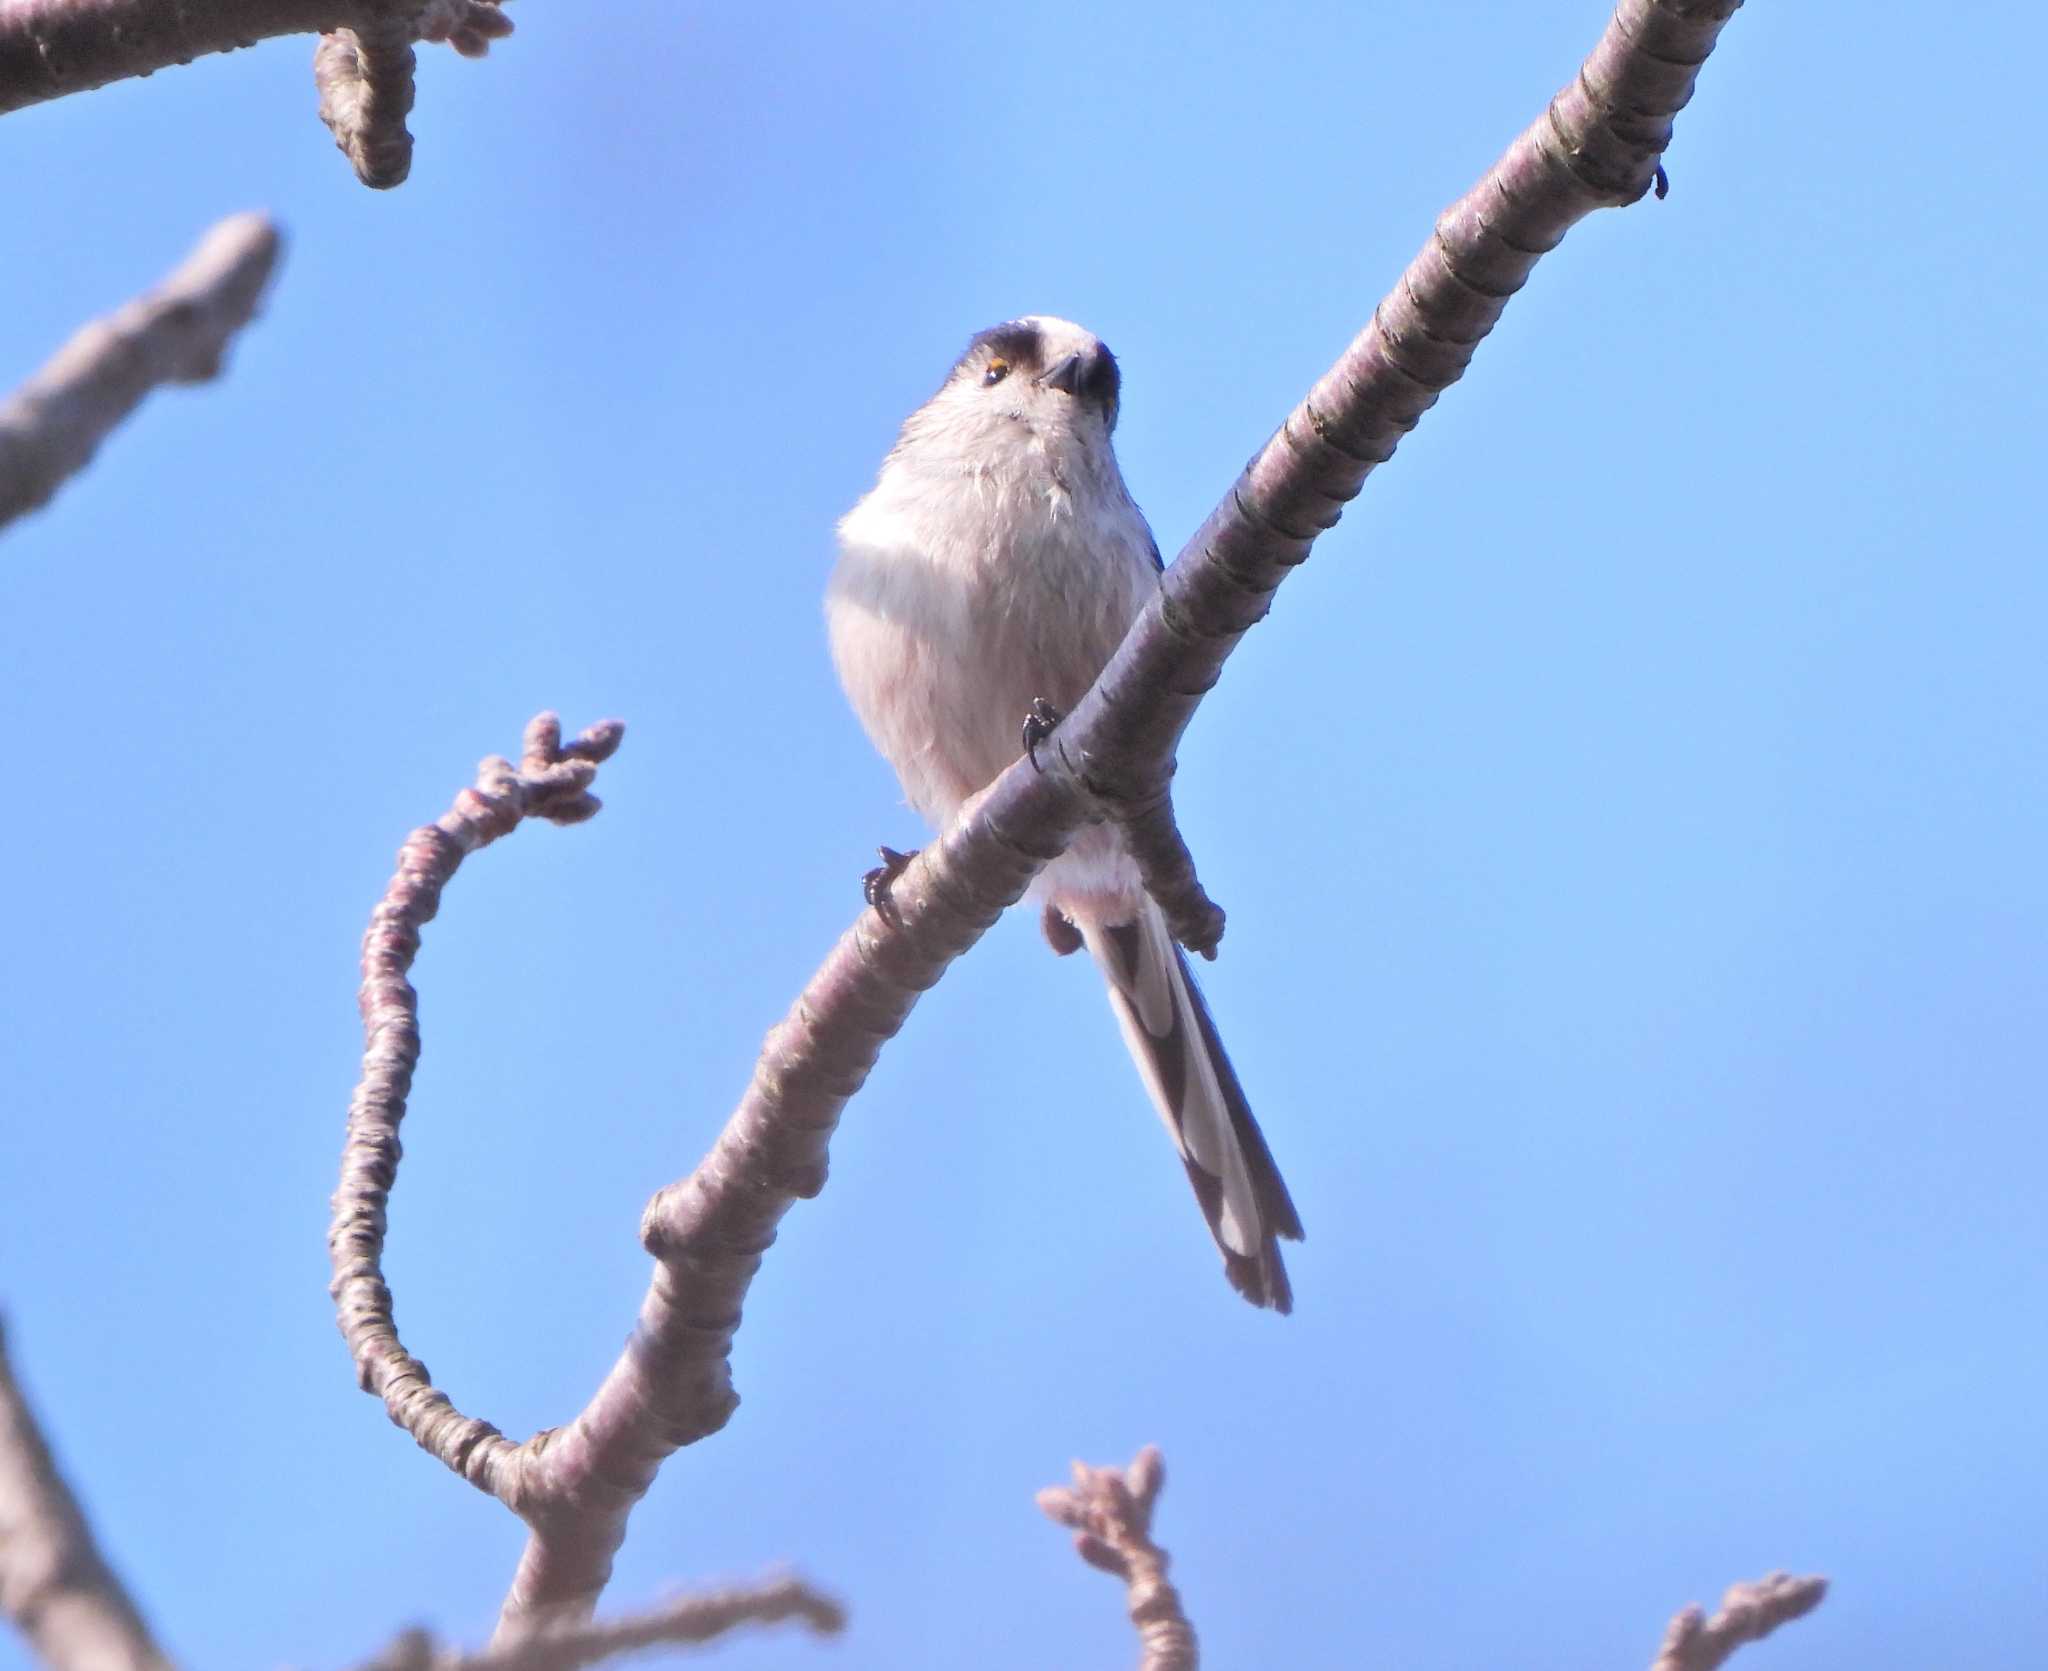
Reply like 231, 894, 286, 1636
828, 445, 1158, 831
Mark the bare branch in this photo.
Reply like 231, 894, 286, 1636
1650, 1573, 1828, 1671
1038, 1447, 1195, 1671
498, 0, 1749, 1632
329, 713, 624, 1502
354, 1575, 843, 1671
0, 1318, 176, 1671
321, 0, 1751, 1636
0, 213, 282, 534
0, 0, 512, 185
0, 0, 338, 111
316, 1, 513, 188
315, 19, 418, 190
1080, 0, 1747, 948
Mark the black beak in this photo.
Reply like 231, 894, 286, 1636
1035, 352, 1088, 396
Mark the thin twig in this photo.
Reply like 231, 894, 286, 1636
329, 714, 622, 1500
353, 1575, 843, 1671
0, 213, 282, 534
0, 1318, 177, 1671
1650, 1572, 1828, 1671
1038, 1447, 1195, 1671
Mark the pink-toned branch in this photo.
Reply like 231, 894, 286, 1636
0, 213, 281, 534
1651, 1572, 1829, 1671
0, 1319, 175, 1671
0, 0, 511, 188
1038, 1448, 1195, 1671
315, 1, 512, 188
330, 713, 620, 1504
326, 0, 1752, 1636
354, 1574, 843, 1671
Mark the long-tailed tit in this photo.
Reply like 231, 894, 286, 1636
826, 316, 1303, 1310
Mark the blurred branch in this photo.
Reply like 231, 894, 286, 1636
0, 1318, 176, 1671
0, 213, 281, 534
355, 1575, 844, 1671
326, 0, 1752, 1639
1650, 1572, 1828, 1671
1038, 1448, 1195, 1671
0, 0, 511, 187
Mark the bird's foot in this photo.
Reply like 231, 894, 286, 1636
1021, 698, 1063, 771
863, 845, 918, 928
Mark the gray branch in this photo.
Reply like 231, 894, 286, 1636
0, 0, 513, 188
0, 213, 282, 534
1038, 1448, 1195, 1671
353, 1575, 844, 1671
0, 1318, 175, 1671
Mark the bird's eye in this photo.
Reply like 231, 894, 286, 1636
982, 357, 1011, 386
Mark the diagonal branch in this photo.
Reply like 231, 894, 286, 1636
323, 0, 1752, 1637
0, 213, 282, 535
502, 0, 1748, 1631
0, 1318, 176, 1671
1084, 0, 1745, 944
1650, 1572, 1828, 1671
1037, 1447, 1195, 1671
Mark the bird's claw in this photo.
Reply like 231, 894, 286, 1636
863, 845, 917, 928
1022, 698, 1063, 772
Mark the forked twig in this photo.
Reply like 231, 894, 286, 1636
1038, 1447, 1195, 1671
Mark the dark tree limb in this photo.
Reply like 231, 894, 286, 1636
0, 1319, 175, 1671
0, 213, 282, 535
322, 0, 1754, 1636
0, 0, 512, 186
1038, 1448, 1195, 1671
1650, 1573, 1828, 1671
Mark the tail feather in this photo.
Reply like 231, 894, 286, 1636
1082, 904, 1303, 1312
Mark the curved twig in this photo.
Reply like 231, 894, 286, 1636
328, 714, 621, 1499
0, 214, 282, 534
1038, 1447, 1195, 1671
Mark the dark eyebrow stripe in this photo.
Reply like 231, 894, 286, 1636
952, 320, 1044, 378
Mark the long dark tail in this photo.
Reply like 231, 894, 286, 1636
1081, 903, 1303, 1311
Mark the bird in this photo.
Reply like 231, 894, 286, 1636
825, 315, 1303, 1311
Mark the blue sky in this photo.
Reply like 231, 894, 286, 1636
3, 3, 2042, 1667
